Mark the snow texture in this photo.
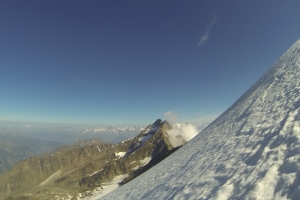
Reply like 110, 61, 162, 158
115, 152, 126, 158
86, 174, 129, 200
99, 39, 300, 200
139, 156, 152, 166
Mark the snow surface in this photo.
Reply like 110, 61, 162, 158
132, 157, 152, 170
115, 152, 126, 158
88, 169, 103, 177
140, 156, 152, 166
138, 134, 152, 143
96, 146, 101, 152
85, 174, 129, 200
99, 40, 300, 200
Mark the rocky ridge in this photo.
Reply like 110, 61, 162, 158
0, 119, 186, 199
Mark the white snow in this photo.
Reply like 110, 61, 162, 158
140, 157, 152, 166
115, 152, 126, 158
88, 169, 103, 177
139, 134, 152, 143
121, 137, 133, 143
99, 40, 300, 200
93, 128, 106, 132
85, 174, 129, 200
97, 146, 101, 152
132, 157, 152, 170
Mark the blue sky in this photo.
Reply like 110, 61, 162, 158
1, 1, 300, 127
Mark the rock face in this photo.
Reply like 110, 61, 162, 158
0, 119, 182, 199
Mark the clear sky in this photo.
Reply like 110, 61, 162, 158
1, 1, 300, 127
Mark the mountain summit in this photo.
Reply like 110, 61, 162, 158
102, 39, 300, 199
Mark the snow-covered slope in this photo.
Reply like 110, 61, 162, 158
100, 39, 300, 200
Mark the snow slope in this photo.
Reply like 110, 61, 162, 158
100, 39, 300, 200
86, 174, 129, 200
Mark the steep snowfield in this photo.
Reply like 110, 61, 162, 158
100, 39, 300, 200
86, 174, 129, 200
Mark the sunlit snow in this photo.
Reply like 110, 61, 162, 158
115, 152, 126, 158
85, 174, 129, 200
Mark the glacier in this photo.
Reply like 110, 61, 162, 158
99, 39, 300, 200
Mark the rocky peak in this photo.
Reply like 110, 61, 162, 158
0, 119, 187, 200
160, 120, 172, 130
152, 119, 163, 127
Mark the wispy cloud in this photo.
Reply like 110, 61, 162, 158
198, 13, 217, 46
164, 111, 178, 124
164, 110, 220, 126
88, 81, 101, 88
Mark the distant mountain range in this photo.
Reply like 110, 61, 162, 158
0, 121, 207, 175
0, 122, 208, 144
0, 124, 143, 144
0, 119, 197, 199
0, 131, 64, 174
